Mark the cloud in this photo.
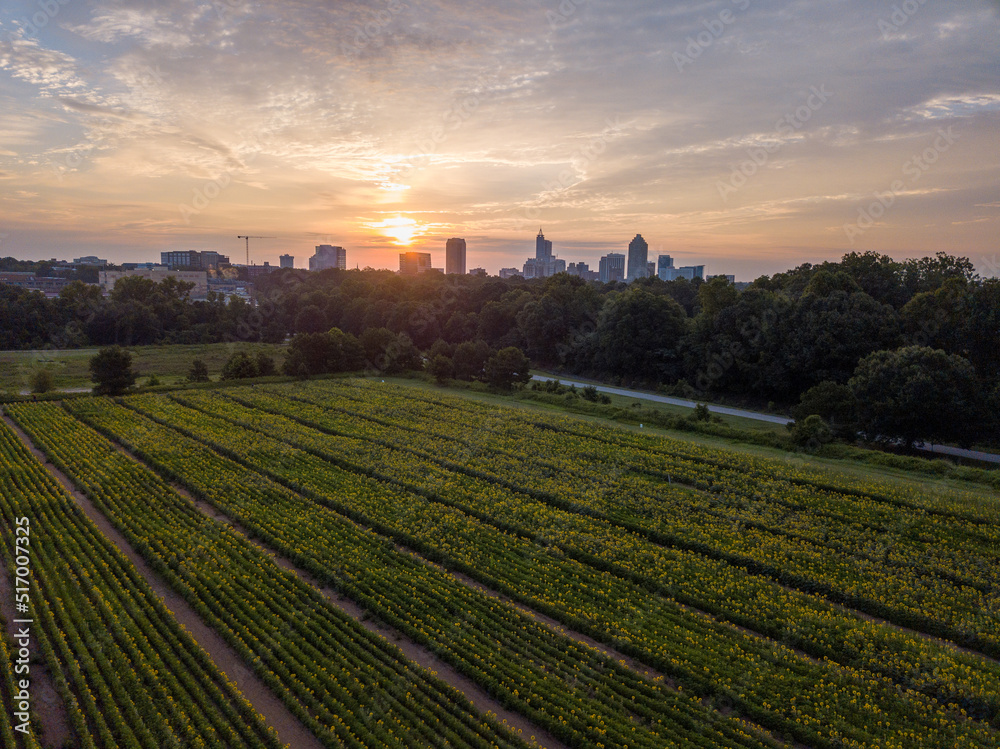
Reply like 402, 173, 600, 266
0, 36, 88, 96
0, 0, 997, 273
65, 4, 200, 48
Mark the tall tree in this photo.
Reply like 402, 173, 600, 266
849, 346, 986, 448
589, 287, 688, 382
89, 346, 136, 395
484, 347, 532, 392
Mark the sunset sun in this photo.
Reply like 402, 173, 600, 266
372, 216, 421, 246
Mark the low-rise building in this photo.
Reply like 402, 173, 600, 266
246, 263, 274, 280
0, 272, 73, 297
161, 250, 229, 270
522, 257, 566, 279
72, 256, 108, 266
99, 268, 208, 299
659, 265, 705, 282
567, 262, 599, 281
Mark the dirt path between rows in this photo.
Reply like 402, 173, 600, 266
0, 551, 72, 748
110, 423, 794, 749
39, 407, 569, 749
137, 395, 799, 748
127, 459, 571, 749
2, 414, 322, 749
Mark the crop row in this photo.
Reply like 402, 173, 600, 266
68, 394, 781, 749
117, 390, 998, 748
251, 380, 1000, 583
291, 380, 1000, 580
6, 402, 532, 749
0, 418, 284, 749
264, 381, 999, 653
0, 613, 43, 749
335, 379, 999, 528
182, 386, 1000, 720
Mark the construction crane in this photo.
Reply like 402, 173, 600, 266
237, 235, 276, 267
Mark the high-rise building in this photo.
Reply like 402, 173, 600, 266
446, 238, 467, 275
310, 245, 346, 271
658, 255, 674, 273
279, 254, 294, 269
399, 252, 433, 275
535, 229, 553, 261
521, 230, 564, 278
599, 253, 626, 283
626, 234, 649, 282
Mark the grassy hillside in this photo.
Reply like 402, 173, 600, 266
0, 342, 288, 394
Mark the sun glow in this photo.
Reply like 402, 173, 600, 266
372, 216, 421, 245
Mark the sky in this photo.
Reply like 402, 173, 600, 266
1, 0, 999, 280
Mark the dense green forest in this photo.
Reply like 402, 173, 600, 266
2, 251, 997, 444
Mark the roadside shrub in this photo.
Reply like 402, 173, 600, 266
30, 369, 54, 394
188, 359, 210, 383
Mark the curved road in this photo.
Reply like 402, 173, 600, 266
531, 375, 1000, 465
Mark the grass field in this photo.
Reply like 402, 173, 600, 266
0, 342, 288, 394
2, 378, 998, 748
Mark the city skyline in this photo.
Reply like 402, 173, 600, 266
1, 2, 999, 279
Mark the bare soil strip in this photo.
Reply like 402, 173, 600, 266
2, 414, 322, 749
423, 562, 808, 749
40, 409, 568, 749
135, 464, 570, 749
0, 552, 72, 748
131, 443, 791, 749
114, 399, 803, 748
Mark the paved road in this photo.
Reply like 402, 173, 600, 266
918, 443, 1000, 465
531, 375, 1000, 465
532, 375, 792, 425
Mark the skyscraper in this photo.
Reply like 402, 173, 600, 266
626, 234, 649, 282
310, 245, 346, 271
599, 253, 626, 283
520, 229, 563, 278
535, 229, 553, 261
446, 238, 467, 275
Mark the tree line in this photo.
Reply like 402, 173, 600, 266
5, 250, 998, 447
